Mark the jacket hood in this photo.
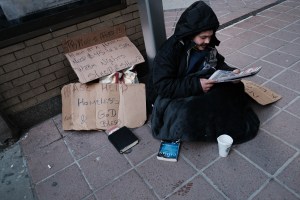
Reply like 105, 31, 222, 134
174, 1, 220, 45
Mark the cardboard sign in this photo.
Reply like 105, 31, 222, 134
242, 80, 282, 105
61, 83, 146, 130
62, 25, 145, 83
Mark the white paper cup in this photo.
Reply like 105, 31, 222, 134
217, 134, 233, 157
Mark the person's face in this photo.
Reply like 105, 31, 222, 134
192, 30, 214, 50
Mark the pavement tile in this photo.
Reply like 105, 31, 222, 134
263, 18, 290, 29
52, 114, 69, 137
262, 51, 299, 68
242, 15, 270, 25
239, 44, 273, 59
271, 30, 300, 42
95, 170, 157, 200
216, 45, 236, 56
293, 38, 300, 45
224, 51, 257, 68
210, 2, 228, 9
236, 129, 296, 175
34, 164, 91, 200
281, 1, 300, 8
64, 130, 109, 160
0, 144, 34, 200
250, 24, 278, 35
273, 69, 300, 92
247, 2, 275, 10
164, 22, 176, 30
234, 20, 259, 30
279, 43, 300, 57
246, 74, 268, 85
203, 151, 268, 200
228, 0, 246, 8
216, 32, 232, 42
253, 180, 299, 200
181, 142, 219, 170
20, 118, 62, 155
290, 61, 300, 72
52, 114, 101, 140
219, 11, 252, 25
255, 36, 286, 50
264, 81, 299, 109
83, 194, 97, 200
275, 13, 300, 23
125, 125, 160, 166
277, 155, 300, 195
262, 111, 300, 149
218, 37, 251, 51
166, 175, 226, 200
285, 98, 300, 118
284, 23, 300, 34
287, 8, 300, 17
214, 10, 230, 18
257, 10, 281, 18
218, 27, 246, 37
164, 11, 178, 18
78, 144, 131, 190
251, 104, 280, 124
269, 4, 294, 13
25, 139, 74, 183
236, 30, 265, 43
136, 156, 197, 199
252, 60, 284, 80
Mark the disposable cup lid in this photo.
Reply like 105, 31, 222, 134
217, 134, 233, 145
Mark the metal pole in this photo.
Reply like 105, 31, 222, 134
137, 0, 166, 69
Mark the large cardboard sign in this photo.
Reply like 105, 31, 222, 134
61, 83, 146, 130
242, 80, 282, 105
62, 25, 145, 83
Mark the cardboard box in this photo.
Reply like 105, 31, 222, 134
242, 80, 281, 105
61, 25, 147, 130
61, 83, 146, 130
62, 25, 145, 83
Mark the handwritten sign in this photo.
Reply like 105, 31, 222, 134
242, 80, 282, 105
62, 25, 126, 53
61, 83, 146, 130
62, 25, 145, 83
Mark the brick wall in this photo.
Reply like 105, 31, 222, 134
0, 0, 146, 131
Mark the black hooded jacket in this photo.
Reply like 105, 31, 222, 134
148, 1, 259, 143
147, 1, 235, 107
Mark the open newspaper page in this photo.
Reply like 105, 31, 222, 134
209, 66, 262, 82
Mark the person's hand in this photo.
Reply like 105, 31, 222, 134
233, 69, 240, 74
200, 78, 215, 93
232, 69, 241, 83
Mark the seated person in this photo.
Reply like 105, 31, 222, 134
147, 1, 260, 144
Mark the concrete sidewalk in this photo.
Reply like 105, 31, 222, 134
1, 0, 300, 199
163, 0, 286, 38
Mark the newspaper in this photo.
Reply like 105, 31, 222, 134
209, 66, 262, 82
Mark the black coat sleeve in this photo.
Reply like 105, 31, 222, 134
152, 45, 203, 99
